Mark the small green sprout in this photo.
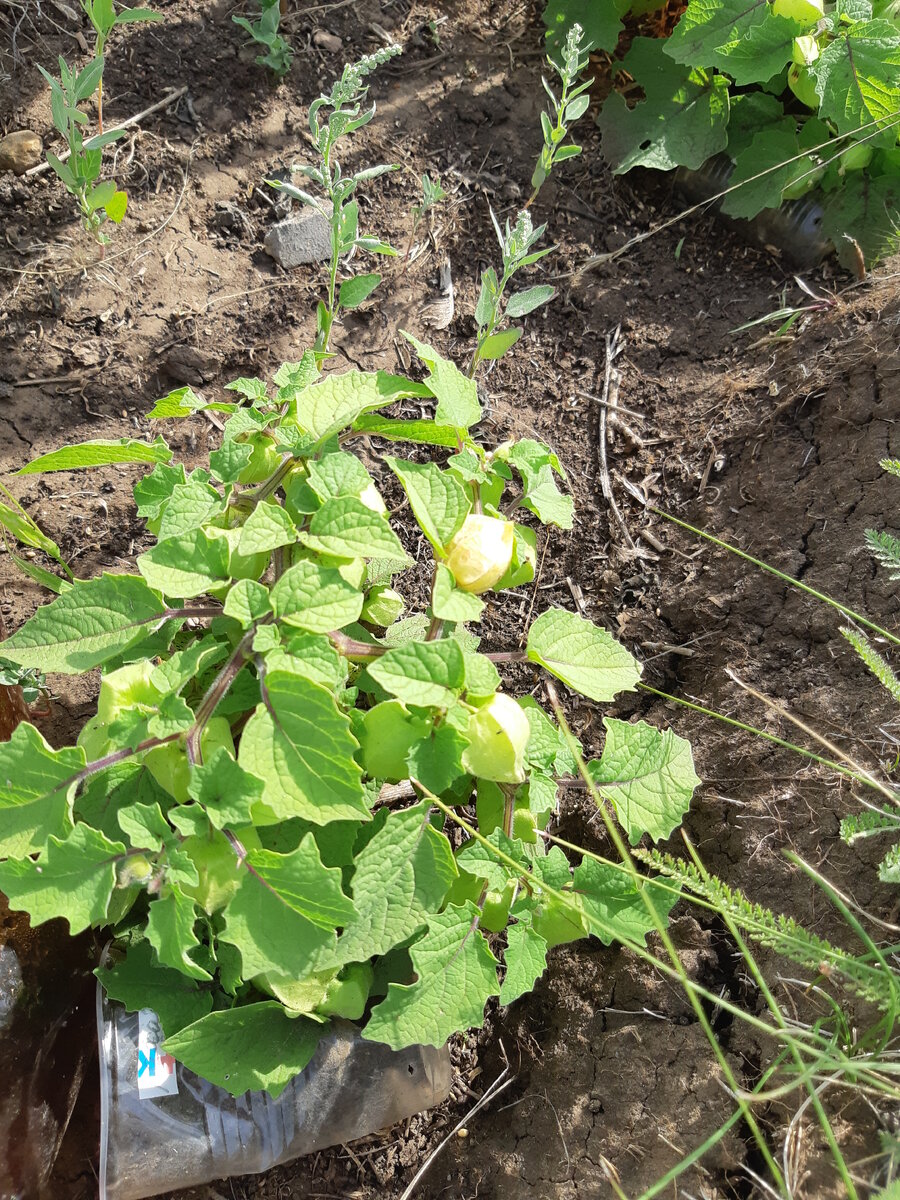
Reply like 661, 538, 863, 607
81, 0, 161, 129
470, 210, 557, 375
531, 21, 591, 203
267, 45, 403, 351
37, 56, 131, 245
233, 0, 293, 78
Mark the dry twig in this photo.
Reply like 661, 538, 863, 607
596, 328, 636, 551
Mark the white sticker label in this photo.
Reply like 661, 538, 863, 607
137, 1008, 179, 1098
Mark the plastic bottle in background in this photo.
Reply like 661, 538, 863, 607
674, 154, 831, 268
98, 989, 453, 1200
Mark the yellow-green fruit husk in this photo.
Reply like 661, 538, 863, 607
788, 64, 820, 109
445, 514, 515, 594
462, 693, 530, 784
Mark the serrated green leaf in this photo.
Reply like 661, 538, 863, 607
301, 496, 407, 560
239, 670, 369, 824
307, 452, 377, 504
246, 835, 357, 929
518, 463, 574, 529
220, 868, 334, 979
432, 563, 485, 622
352, 413, 461, 448
137, 528, 230, 598
338, 272, 381, 309
225, 376, 269, 402
573, 858, 679, 946
519, 695, 576, 774
385, 458, 470, 551
587, 718, 700, 844
599, 39, 730, 173
665, 0, 802, 75
506, 285, 556, 318
222, 578, 271, 626
714, 12, 807, 85
400, 331, 482, 429
116, 799, 173, 850
721, 125, 797, 219
0, 574, 166, 672
156, 477, 225, 540
134, 462, 186, 519
500, 922, 548, 1005
187, 748, 265, 829
237, 502, 298, 555
96, 940, 213, 1038
146, 885, 212, 981
151, 636, 227, 694
0, 723, 81, 856
293, 370, 428, 444
526, 608, 641, 701
270, 560, 364, 632
368, 638, 465, 707
0, 825, 125, 933
271, 631, 348, 690
364, 902, 498, 1049
334, 802, 456, 963
17, 437, 171, 475
407, 723, 469, 795
811, 20, 900, 139
163, 1003, 322, 1098
462, 650, 501, 700
148, 386, 206, 419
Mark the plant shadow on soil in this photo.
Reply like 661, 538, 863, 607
2, 1, 899, 1197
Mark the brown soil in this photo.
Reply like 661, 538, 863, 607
2, 1, 899, 1198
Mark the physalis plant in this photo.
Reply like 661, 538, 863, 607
0, 340, 699, 1096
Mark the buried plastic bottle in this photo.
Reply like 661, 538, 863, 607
97, 987, 451, 1200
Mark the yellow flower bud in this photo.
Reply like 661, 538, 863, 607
445, 514, 514, 594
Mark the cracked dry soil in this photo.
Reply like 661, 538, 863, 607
2, 0, 899, 1196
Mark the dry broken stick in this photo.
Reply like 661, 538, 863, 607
596, 326, 636, 551
24, 86, 188, 177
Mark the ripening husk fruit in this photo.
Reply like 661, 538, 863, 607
445, 514, 515, 594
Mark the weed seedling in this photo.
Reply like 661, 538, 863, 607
469, 209, 557, 375
233, 0, 293, 78
37, 56, 130, 244
80, 0, 161, 130
268, 45, 403, 351
403, 171, 448, 267
529, 22, 591, 205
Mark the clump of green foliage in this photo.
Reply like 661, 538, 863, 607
0, 44, 701, 1100
546, 0, 900, 267
0, 353, 700, 1097
38, 55, 130, 243
267, 45, 403, 350
233, 0, 293, 78
80, 0, 161, 129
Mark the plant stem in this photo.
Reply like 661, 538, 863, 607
185, 628, 255, 764
486, 649, 529, 663
328, 630, 387, 661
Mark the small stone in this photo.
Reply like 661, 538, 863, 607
161, 345, 221, 385
0, 130, 42, 175
313, 29, 343, 52
264, 209, 332, 269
